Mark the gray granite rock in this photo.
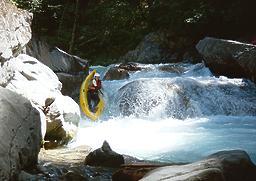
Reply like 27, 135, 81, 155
0, 87, 41, 180
0, 0, 32, 61
196, 37, 256, 83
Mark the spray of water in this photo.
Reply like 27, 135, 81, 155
70, 63, 256, 163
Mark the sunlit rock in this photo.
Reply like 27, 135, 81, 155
2, 54, 61, 106
43, 95, 80, 147
24, 36, 88, 99
24, 36, 88, 73
0, 87, 41, 180
0, 0, 32, 61
196, 37, 256, 83
141, 150, 256, 181
0, 54, 80, 146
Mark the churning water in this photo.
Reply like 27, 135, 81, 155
71, 63, 256, 164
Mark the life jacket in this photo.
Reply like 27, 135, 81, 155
90, 78, 101, 92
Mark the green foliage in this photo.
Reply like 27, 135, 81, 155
11, 0, 256, 65
77, 0, 149, 61
11, 0, 43, 13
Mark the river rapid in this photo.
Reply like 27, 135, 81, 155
70, 63, 256, 164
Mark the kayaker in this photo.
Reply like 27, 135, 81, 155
88, 72, 102, 112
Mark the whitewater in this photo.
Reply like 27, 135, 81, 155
70, 63, 256, 164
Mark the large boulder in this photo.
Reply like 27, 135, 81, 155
0, 54, 80, 147
116, 79, 170, 117
119, 32, 172, 64
24, 36, 88, 73
0, 0, 32, 61
0, 87, 41, 180
43, 95, 80, 146
196, 37, 256, 83
120, 32, 202, 64
115, 77, 256, 118
24, 37, 88, 98
141, 150, 256, 181
56, 72, 84, 101
1, 54, 62, 106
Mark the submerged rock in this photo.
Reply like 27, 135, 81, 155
158, 64, 185, 74
119, 62, 143, 71
85, 141, 124, 167
103, 67, 129, 80
103, 62, 145, 80
0, 0, 32, 61
116, 79, 168, 117
0, 87, 41, 180
116, 78, 256, 118
196, 37, 256, 83
141, 150, 256, 181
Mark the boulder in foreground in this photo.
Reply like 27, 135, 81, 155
84, 141, 124, 167
0, 87, 41, 180
141, 150, 256, 181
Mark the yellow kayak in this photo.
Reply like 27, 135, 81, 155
79, 70, 104, 121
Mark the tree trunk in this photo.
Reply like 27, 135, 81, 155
57, 0, 69, 41
69, 0, 80, 54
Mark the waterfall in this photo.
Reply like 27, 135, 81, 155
70, 63, 256, 164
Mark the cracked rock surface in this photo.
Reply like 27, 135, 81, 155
0, 87, 41, 180
0, 0, 32, 61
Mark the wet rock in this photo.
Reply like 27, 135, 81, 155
116, 77, 256, 118
112, 163, 171, 181
103, 67, 129, 80
0, 0, 32, 61
141, 150, 256, 181
158, 64, 185, 74
85, 141, 124, 167
119, 62, 142, 71
116, 79, 169, 117
0, 87, 41, 180
196, 37, 256, 83
104, 62, 145, 80
61, 171, 87, 181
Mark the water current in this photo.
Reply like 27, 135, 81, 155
70, 63, 256, 164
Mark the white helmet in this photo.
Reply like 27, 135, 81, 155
94, 73, 100, 77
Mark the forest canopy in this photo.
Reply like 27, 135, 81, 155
11, 0, 256, 64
